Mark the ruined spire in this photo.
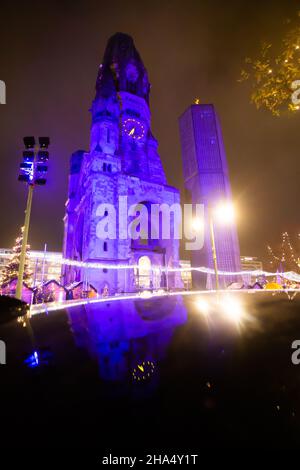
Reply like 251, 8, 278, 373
95, 33, 150, 103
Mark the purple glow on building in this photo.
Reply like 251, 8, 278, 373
62, 33, 181, 294
179, 104, 241, 289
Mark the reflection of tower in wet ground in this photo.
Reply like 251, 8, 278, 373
67, 296, 187, 390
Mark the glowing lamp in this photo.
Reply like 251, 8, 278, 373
191, 217, 203, 231
196, 298, 210, 316
213, 202, 236, 225
221, 296, 244, 324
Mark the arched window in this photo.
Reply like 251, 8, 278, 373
135, 256, 151, 288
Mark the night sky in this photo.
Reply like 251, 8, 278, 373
0, 0, 299, 263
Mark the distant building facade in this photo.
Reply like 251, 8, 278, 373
0, 248, 62, 286
240, 256, 263, 284
179, 104, 241, 289
181, 256, 263, 289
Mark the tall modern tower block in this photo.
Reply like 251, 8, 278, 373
62, 33, 181, 294
179, 104, 241, 289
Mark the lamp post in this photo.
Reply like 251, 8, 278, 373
208, 202, 236, 291
208, 209, 219, 291
16, 184, 34, 299
192, 201, 236, 292
16, 136, 50, 300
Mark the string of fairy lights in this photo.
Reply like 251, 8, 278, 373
37, 254, 300, 283
267, 232, 300, 271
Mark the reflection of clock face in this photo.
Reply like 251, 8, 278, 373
132, 360, 155, 381
123, 118, 145, 140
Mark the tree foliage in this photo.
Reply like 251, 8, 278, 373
1, 227, 32, 286
240, 13, 300, 115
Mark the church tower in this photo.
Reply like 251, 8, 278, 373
63, 33, 181, 294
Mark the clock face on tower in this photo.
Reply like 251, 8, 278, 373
132, 360, 156, 382
122, 118, 146, 141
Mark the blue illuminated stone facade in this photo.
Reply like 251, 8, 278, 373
179, 104, 241, 288
63, 33, 181, 294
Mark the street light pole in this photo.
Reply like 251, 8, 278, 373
208, 210, 219, 291
16, 184, 34, 299
15, 136, 50, 300
192, 201, 235, 293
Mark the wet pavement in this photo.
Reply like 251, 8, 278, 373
0, 291, 300, 449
